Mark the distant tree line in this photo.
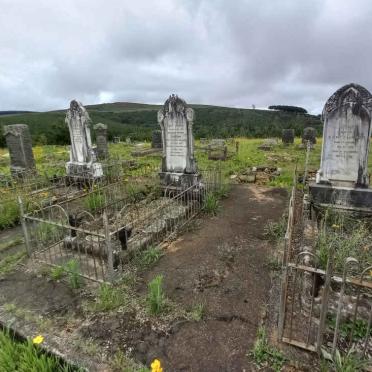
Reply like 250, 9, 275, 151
0, 106, 321, 147
268, 105, 308, 114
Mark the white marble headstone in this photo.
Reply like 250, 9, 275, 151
66, 100, 103, 178
317, 84, 372, 187
158, 95, 196, 174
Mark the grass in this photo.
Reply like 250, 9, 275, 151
147, 274, 166, 315
0, 329, 80, 371
0, 236, 24, 253
134, 246, 163, 268
93, 283, 127, 312
83, 192, 105, 212
250, 326, 286, 372
0, 251, 26, 276
263, 216, 287, 242
202, 193, 220, 215
0, 200, 19, 229
188, 303, 205, 321
110, 351, 150, 372
315, 217, 372, 272
321, 347, 370, 372
64, 259, 83, 289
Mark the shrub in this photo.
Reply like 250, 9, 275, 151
135, 246, 163, 268
147, 275, 165, 315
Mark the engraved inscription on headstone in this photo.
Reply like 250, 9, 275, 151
317, 83, 372, 187
4, 124, 36, 177
158, 94, 199, 187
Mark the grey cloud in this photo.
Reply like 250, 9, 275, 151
0, 0, 371, 113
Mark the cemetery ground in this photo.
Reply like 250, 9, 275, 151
0, 138, 370, 371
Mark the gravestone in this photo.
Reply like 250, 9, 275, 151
208, 139, 227, 160
282, 129, 294, 144
94, 123, 108, 160
113, 136, 120, 144
302, 127, 317, 145
310, 83, 372, 209
4, 124, 36, 178
158, 94, 199, 187
152, 130, 162, 149
65, 100, 103, 179
125, 137, 131, 144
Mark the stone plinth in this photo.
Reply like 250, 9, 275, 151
310, 183, 372, 211
302, 127, 316, 144
4, 124, 36, 178
65, 100, 103, 179
94, 123, 108, 160
158, 94, 200, 187
152, 130, 162, 149
282, 129, 294, 144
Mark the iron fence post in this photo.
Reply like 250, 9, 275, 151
18, 196, 32, 257
103, 211, 114, 282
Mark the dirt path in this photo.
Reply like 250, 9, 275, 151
140, 184, 288, 371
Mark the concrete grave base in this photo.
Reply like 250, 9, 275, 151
66, 161, 103, 179
309, 182, 372, 212
159, 171, 201, 189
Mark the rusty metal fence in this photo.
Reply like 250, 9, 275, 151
19, 167, 223, 283
279, 169, 372, 363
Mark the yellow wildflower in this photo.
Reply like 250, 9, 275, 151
32, 335, 44, 344
151, 358, 163, 372
331, 224, 340, 229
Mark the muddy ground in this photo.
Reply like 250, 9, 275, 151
0, 184, 290, 371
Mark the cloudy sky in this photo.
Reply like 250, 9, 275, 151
1, 0, 371, 113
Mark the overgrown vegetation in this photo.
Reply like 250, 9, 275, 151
202, 193, 220, 215
93, 283, 127, 312
110, 350, 150, 372
134, 246, 163, 269
64, 259, 83, 289
315, 212, 372, 272
263, 216, 287, 242
0, 329, 80, 371
250, 326, 286, 372
321, 347, 369, 372
84, 192, 105, 212
147, 274, 166, 315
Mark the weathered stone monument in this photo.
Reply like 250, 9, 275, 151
158, 94, 199, 187
302, 127, 317, 145
94, 123, 108, 160
152, 130, 162, 149
282, 129, 294, 144
4, 124, 36, 177
65, 100, 103, 179
310, 83, 372, 209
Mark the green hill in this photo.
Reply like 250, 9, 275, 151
0, 102, 321, 146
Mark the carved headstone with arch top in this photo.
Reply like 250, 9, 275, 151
317, 83, 372, 187
65, 100, 103, 179
158, 94, 199, 187
311, 83, 372, 210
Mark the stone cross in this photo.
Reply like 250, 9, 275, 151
4, 124, 36, 178
94, 123, 108, 160
158, 94, 199, 186
316, 83, 372, 187
65, 100, 103, 178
